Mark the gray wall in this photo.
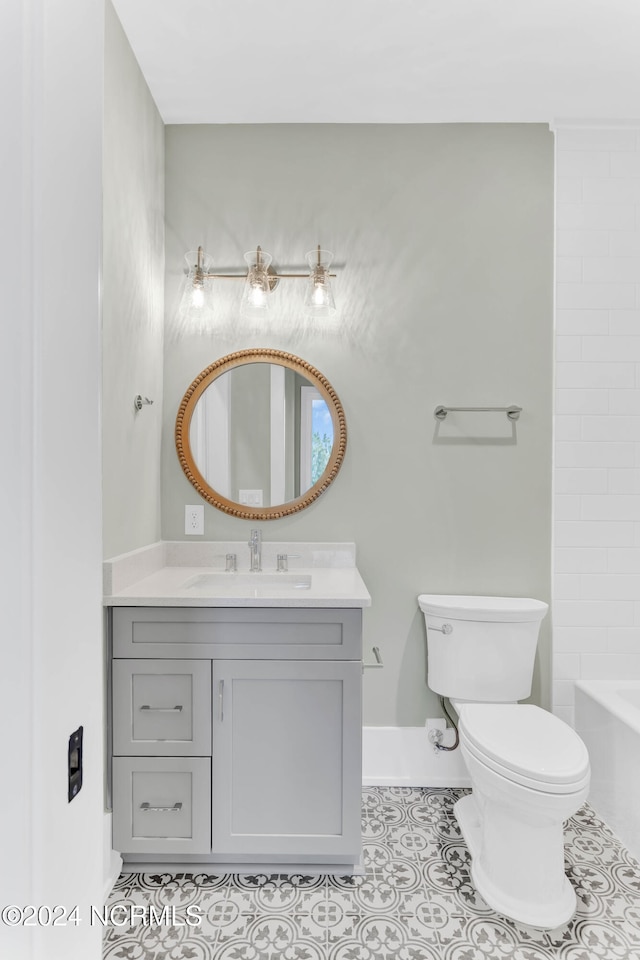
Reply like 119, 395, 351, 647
162, 124, 554, 725
102, 0, 165, 559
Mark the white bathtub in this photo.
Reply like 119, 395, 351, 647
575, 680, 640, 861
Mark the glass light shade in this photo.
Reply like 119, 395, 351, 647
178, 248, 215, 322
240, 248, 273, 320
303, 248, 336, 318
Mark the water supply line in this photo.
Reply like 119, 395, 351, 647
429, 696, 460, 752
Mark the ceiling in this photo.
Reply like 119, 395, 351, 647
111, 0, 640, 125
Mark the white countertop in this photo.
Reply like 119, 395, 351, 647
103, 541, 371, 608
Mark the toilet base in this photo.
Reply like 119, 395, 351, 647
454, 794, 577, 929
455, 793, 482, 858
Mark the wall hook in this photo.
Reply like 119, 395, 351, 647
134, 395, 154, 411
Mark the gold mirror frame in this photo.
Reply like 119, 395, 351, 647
175, 348, 347, 520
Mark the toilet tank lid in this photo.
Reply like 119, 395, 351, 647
417, 594, 549, 622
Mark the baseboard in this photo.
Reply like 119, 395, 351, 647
362, 726, 470, 787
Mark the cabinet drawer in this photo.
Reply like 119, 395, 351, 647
112, 607, 362, 660
112, 757, 211, 855
112, 660, 212, 756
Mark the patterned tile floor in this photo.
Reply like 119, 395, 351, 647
104, 786, 640, 959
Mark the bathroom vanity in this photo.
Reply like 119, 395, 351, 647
105, 541, 371, 871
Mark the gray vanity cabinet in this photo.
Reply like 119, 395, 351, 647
110, 606, 363, 867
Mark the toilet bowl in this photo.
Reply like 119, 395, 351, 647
454, 702, 590, 928
418, 594, 591, 929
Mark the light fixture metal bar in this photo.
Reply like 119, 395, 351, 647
278, 272, 337, 279
200, 271, 336, 279
193, 243, 334, 280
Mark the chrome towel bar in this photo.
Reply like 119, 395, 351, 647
434, 405, 522, 421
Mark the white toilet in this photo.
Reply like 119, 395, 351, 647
418, 594, 590, 929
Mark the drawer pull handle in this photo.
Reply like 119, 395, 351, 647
219, 680, 224, 722
139, 705, 184, 712
140, 802, 183, 813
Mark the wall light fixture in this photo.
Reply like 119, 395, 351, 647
180, 244, 337, 321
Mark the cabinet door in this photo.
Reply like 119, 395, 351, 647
112, 659, 212, 756
213, 660, 362, 860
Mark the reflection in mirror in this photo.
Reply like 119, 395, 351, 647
176, 350, 346, 520
187, 364, 334, 506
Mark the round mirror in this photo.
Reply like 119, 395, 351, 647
175, 349, 347, 519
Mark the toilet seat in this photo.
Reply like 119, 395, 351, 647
458, 704, 590, 795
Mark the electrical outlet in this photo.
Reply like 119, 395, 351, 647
185, 504, 204, 535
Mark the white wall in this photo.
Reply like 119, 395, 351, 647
102, 0, 165, 559
1, 3, 36, 949
1, 2, 105, 959
553, 122, 640, 725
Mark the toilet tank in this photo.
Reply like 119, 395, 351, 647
418, 595, 549, 702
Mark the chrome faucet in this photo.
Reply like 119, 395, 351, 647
248, 528, 262, 572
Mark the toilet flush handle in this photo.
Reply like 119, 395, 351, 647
431, 623, 453, 635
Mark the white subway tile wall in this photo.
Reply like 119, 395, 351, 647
554, 124, 640, 724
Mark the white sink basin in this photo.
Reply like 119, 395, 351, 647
181, 572, 312, 593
